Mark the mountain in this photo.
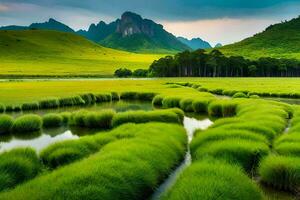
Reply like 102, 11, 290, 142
214, 43, 222, 48
0, 18, 75, 33
220, 16, 300, 59
0, 30, 161, 77
0, 25, 29, 31
29, 18, 75, 32
77, 21, 117, 42
177, 37, 212, 50
80, 12, 190, 53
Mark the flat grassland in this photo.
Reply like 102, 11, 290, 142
0, 30, 162, 77
0, 78, 300, 105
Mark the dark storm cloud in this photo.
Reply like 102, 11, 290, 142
1, 0, 300, 21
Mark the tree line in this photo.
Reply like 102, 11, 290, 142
148, 49, 300, 77
114, 49, 300, 77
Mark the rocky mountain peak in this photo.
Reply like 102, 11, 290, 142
116, 11, 157, 37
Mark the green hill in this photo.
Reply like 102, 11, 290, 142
0, 30, 162, 77
220, 16, 300, 60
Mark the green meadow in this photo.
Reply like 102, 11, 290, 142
0, 30, 162, 77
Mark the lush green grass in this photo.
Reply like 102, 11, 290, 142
1, 78, 300, 106
0, 30, 162, 77
111, 110, 182, 127
162, 160, 264, 200
42, 113, 63, 128
0, 115, 14, 134
219, 17, 300, 60
0, 148, 40, 191
0, 123, 186, 199
259, 155, 300, 191
12, 114, 42, 133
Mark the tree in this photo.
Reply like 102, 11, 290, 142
114, 68, 132, 77
132, 69, 148, 77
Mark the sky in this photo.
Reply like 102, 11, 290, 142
0, 0, 299, 46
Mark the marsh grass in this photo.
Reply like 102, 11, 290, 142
152, 95, 164, 107
38, 98, 59, 109
82, 110, 116, 129
162, 97, 181, 108
1, 123, 186, 199
111, 110, 181, 127
12, 114, 42, 133
95, 94, 112, 103
162, 160, 264, 200
58, 96, 85, 107
233, 92, 248, 98
191, 139, 269, 172
80, 93, 96, 105
0, 148, 40, 191
179, 99, 194, 112
0, 115, 14, 135
42, 113, 63, 128
259, 155, 300, 191
21, 102, 39, 111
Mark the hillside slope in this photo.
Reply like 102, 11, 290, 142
220, 16, 300, 60
0, 30, 162, 77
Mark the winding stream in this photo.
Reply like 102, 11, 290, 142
151, 116, 213, 199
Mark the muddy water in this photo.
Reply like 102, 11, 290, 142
151, 116, 213, 200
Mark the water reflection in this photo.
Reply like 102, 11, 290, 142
0, 130, 79, 153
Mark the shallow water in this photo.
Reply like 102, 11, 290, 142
0, 101, 154, 152
151, 116, 213, 199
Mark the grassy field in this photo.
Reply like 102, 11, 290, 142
0, 78, 300, 105
0, 30, 162, 77
219, 17, 300, 60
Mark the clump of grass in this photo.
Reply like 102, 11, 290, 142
95, 94, 112, 103
0, 148, 40, 191
12, 114, 42, 133
60, 112, 71, 124
69, 110, 88, 127
4, 105, 13, 112
233, 92, 248, 98
120, 92, 138, 100
191, 139, 269, 172
0, 104, 4, 113
2, 123, 186, 199
136, 92, 156, 101
192, 99, 211, 113
13, 106, 21, 112
111, 92, 120, 101
39, 98, 59, 109
40, 136, 108, 168
0, 115, 14, 134
179, 99, 194, 112
21, 102, 39, 111
191, 129, 269, 151
249, 95, 260, 99
162, 160, 264, 200
42, 113, 63, 128
208, 101, 223, 117
58, 96, 85, 107
83, 110, 116, 129
259, 155, 300, 191
162, 97, 181, 108
111, 110, 181, 127
152, 95, 164, 107
80, 93, 96, 105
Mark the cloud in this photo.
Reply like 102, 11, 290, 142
0, 4, 9, 12
1, 0, 299, 21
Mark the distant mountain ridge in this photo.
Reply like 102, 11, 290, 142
177, 37, 212, 50
0, 18, 74, 33
220, 16, 300, 59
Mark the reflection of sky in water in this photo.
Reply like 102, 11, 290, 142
0, 130, 79, 153
184, 117, 213, 142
